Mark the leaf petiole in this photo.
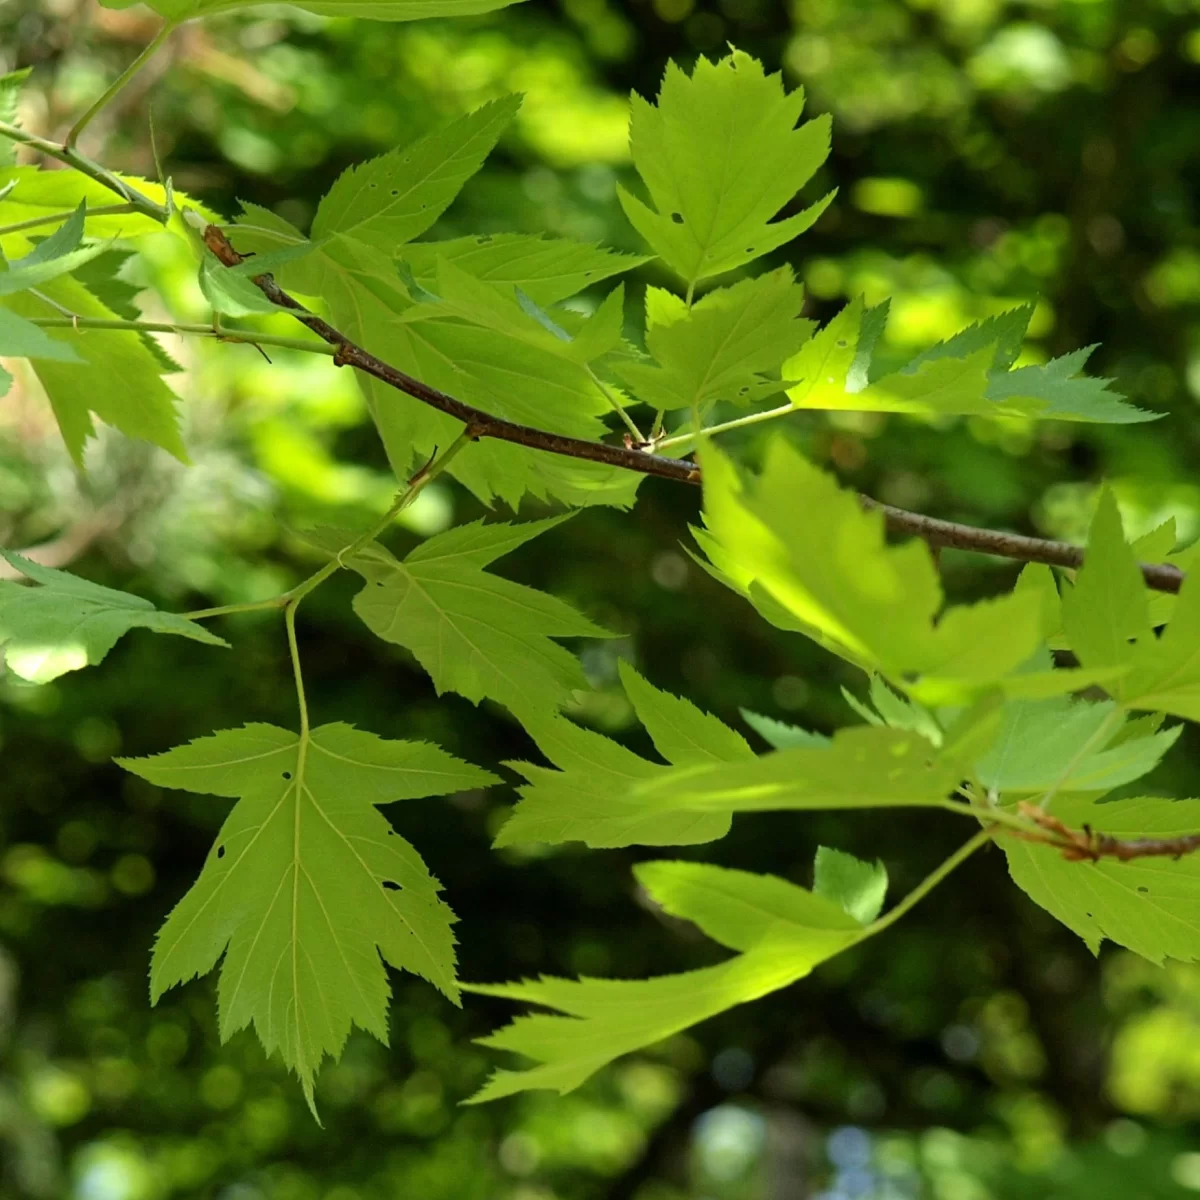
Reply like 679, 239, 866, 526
64, 23, 177, 151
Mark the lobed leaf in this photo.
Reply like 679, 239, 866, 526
120, 722, 497, 1114
694, 440, 1043, 701
465, 860, 864, 1100
319, 518, 609, 721
618, 50, 833, 287
1003, 794, 1200, 965
497, 663, 752, 848
614, 268, 813, 412
0, 552, 227, 683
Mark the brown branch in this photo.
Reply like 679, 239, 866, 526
202, 225, 1185, 596
1015, 802, 1200, 863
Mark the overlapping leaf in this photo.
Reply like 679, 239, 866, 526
1003, 794, 1200, 964
319, 518, 609, 721
617, 51, 833, 287
614, 269, 813, 412
231, 106, 645, 507
120, 722, 497, 1112
694, 440, 1043, 702
1, 272, 187, 463
974, 696, 1178, 795
313, 97, 521, 255
1061, 488, 1151, 694
497, 660, 752, 847
465, 858, 868, 1100
0, 552, 226, 683
786, 302, 1153, 424
399, 235, 647, 306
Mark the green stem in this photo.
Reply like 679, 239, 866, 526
285, 599, 310, 739
936, 797, 1030, 835
866, 829, 993, 937
0, 204, 138, 238
0, 118, 167, 225
64, 23, 176, 151
284, 428, 477, 606
586, 365, 643, 442
655, 400, 794, 454
31, 316, 336, 357
183, 598, 289, 621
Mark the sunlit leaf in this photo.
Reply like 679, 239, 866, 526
120, 723, 497, 1114
465, 860, 864, 1100
0, 552, 226, 683
618, 50, 833, 287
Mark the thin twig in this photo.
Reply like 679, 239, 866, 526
200, 224, 1186, 595
1015, 802, 1200, 863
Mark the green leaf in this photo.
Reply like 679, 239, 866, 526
312, 97, 520, 254
629, 726, 963, 814
198, 250, 282, 316
0, 204, 108, 297
614, 268, 813, 412
497, 664, 752, 848
986, 348, 1157, 424
0, 166, 212, 242
118, 722, 497, 1114
974, 697, 1178, 795
787, 306, 1150, 425
1003, 794, 1200, 964
71, 249, 182, 373
813, 847, 887, 924
8, 199, 86, 265
424, 257, 625, 365
233, 210, 641, 508
616, 660, 751, 763
0, 552, 227, 683
101, 0, 526, 20
1062, 488, 1151, 692
897, 305, 1034, 375
739, 709, 829, 750
399, 235, 648, 306
465, 860, 864, 1100
0, 306, 83, 364
784, 296, 862, 409
846, 298, 889, 392
0, 69, 31, 169
1120, 560, 1200, 722
324, 517, 609, 721
1, 274, 187, 464
637, 860, 863, 952
695, 440, 1042, 698
618, 50, 834, 287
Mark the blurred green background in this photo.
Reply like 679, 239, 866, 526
3, 0, 1200, 1196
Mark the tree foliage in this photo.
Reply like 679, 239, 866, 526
2, 10, 1199, 1125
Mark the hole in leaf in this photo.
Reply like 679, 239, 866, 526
478, 235, 493, 244
1086, 912, 1093, 918
381, 880, 402, 892
1138, 886, 1149, 894
745, 247, 754, 254
216, 845, 225, 859
369, 182, 378, 189
390, 189, 399, 197
282, 771, 292, 780
376, 581, 385, 587
739, 386, 750, 395
836, 339, 849, 348
670, 212, 684, 225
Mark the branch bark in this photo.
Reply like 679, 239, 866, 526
202, 224, 1185, 595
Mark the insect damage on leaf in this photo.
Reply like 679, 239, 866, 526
119, 722, 498, 1116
